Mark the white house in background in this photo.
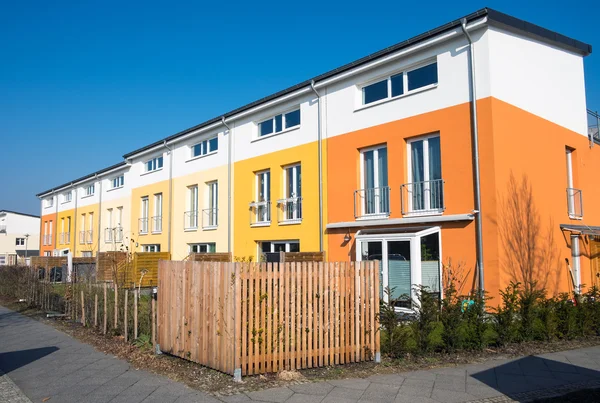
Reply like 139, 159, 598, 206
0, 210, 40, 265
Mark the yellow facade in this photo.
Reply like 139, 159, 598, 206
74, 203, 100, 257
98, 196, 131, 253
130, 180, 170, 253
233, 141, 321, 259
171, 165, 229, 260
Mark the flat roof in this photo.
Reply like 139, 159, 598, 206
37, 7, 591, 198
0, 210, 40, 219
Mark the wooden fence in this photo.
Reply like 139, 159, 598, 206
157, 260, 380, 378
188, 252, 232, 262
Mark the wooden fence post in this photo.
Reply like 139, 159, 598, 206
133, 289, 138, 340
81, 290, 85, 326
124, 290, 128, 342
103, 283, 107, 335
151, 296, 156, 347
114, 284, 118, 329
94, 293, 98, 327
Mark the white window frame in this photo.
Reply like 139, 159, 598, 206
63, 191, 72, 203
111, 175, 124, 189
84, 184, 95, 197
188, 243, 216, 253
252, 170, 271, 225
358, 60, 438, 108
359, 145, 389, 218
406, 134, 443, 215
153, 193, 163, 233
204, 181, 218, 229
142, 244, 161, 253
45, 198, 54, 208
260, 240, 300, 254
16, 238, 25, 246
256, 107, 301, 139
140, 197, 149, 234
82, 251, 93, 258
280, 164, 302, 223
190, 136, 218, 159
144, 156, 164, 173
185, 185, 199, 230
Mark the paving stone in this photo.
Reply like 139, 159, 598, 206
401, 378, 434, 389
402, 371, 436, 381
326, 386, 364, 401
174, 392, 222, 403
328, 379, 371, 391
366, 374, 405, 386
433, 376, 466, 393
465, 383, 503, 399
286, 393, 326, 403
430, 389, 476, 403
289, 382, 334, 396
396, 385, 432, 398
246, 387, 294, 402
359, 383, 399, 403
394, 396, 437, 403
219, 393, 252, 403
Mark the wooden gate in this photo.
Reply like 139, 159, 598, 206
157, 261, 380, 377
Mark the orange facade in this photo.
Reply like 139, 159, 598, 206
40, 212, 57, 256
326, 97, 600, 303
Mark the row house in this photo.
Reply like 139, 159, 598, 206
37, 8, 598, 305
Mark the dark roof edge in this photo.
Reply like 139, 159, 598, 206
0, 210, 40, 219
122, 7, 591, 159
36, 161, 128, 197
486, 8, 592, 56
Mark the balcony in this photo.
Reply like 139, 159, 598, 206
105, 228, 113, 243
43, 234, 52, 246
401, 179, 445, 216
277, 197, 302, 224
567, 188, 583, 219
152, 216, 162, 233
59, 232, 70, 244
250, 201, 270, 226
79, 231, 86, 245
184, 210, 198, 230
139, 218, 148, 234
354, 187, 390, 219
86, 230, 93, 244
115, 227, 123, 242
202, 208, 218, 229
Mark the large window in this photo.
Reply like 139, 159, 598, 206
142, 244, 161, 252
189, 243, 216, 253
112, 175, 124, 189
357, 146, 389, 217
280, 164, 302, 222
84, 184, 95, 197
406, 135, 443, 213
252, 170, 271, 224
186, 185, 198, 229
63, 191, 72, 203
153, 193, 163, 233
361, 61, 438, 105
258, 108, 301, 137
192, 136, 218, 158
145, 156, 163, 172
45, 198, 53, 208
140, 197, 149, 234
204, 181, 218, 228
566, 148, 582, 219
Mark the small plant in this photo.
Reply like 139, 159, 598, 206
133, 333, 152, 349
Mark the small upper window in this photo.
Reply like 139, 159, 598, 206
84, 184, 95, 196
112, 175, 124, 189
63, 192, 72, 203
145, 156, 164, 172
192, 136, 218, 158
45, 198, 54, 208
258, 108, 301, 137
16, 238, 25, 246
361, 61, 437, 105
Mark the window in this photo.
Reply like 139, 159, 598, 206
16, 238, 25, 246
116, 207, 123, 227
63, 191, 72, 203
84, 184, 95, 197
142, 244, 161, 253
192, 136, 218, 158
87, 213, 94, 243
204, 181, 218, 228
280, 164, 302, 222
260, 240, 300, 255
357, 146, 389, 217
112, 175, 124, 189
153, 193, 163, 233
258, 108, 301, 137
406, 135, 443, 213
361, 61, 437, 105
145, 156, 164, 172
189, 243, 216, 253
43, 222, 48, 245
82, 251, 93, 258
252, 170, 271, 224
44, 251, 51, 257
140, 197, 149, 234
185, 185, 199, 229
0, 256, 5, 266
566, 148, 582, 219
45, 198, 53, 208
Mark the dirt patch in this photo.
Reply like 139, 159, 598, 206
3, 299, 600, 396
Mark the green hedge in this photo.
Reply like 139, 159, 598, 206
380, 281, 600, 358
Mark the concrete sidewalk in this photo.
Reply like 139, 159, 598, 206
2, 305, 600, 403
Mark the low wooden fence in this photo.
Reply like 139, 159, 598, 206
188, 252, 232, 262
157, 261, 380, 378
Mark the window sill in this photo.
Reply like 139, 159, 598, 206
184, 227, 198, 232
107, 186, 124, 192
81, 194, 94, 199
356, 214, 390, 221
186, 151, 217, 163
139, 232, 148, 236
279, 219, 302, 225
251, 222, 271, 227
203, 226, 218, 231
141, 168, 163, 177
568, 215, 584, 220
354, 84, 437, 113
61, 200, 72, 205
403, 210, 444, 218
151, 230, 162, 234
251, 125, 300, 143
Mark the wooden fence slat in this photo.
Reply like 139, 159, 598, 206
277, 262, 284, 372
124, 289, 128, 342
266, 263, 272, 373
294, 262, 300, 369
241, 264, 247, 375
307, 261, 314, 369
301, 261, 307, 369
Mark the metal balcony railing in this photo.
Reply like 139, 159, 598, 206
79, 231, 86, 245
202, 208, 218, 229
277, 197, 302, 223
59, 232, 70, 244
86, 230, 93, 244
354, 187, 390, 218
184, 210, 198, 230
567, 188, 583, 219
105, 228, 113, 243
401, 179, 445, 215
152, 216, 162, 233
43, 234, 51, 245
139, 218, 148, 234
249, 201, 270, 226
115, 227, 123, 242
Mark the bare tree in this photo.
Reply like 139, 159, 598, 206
498, 173, 561, 293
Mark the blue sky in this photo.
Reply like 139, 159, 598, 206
1, 0, 598, 215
